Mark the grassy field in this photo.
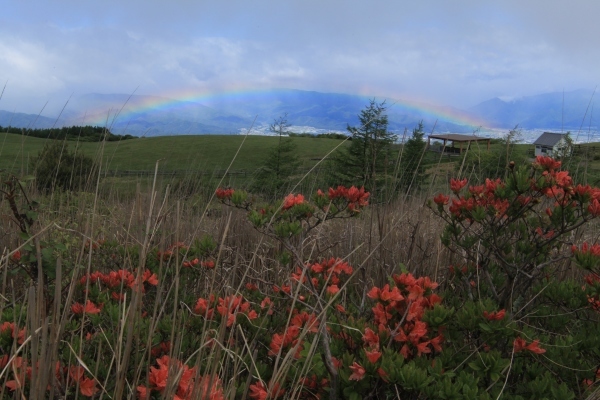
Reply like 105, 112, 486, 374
0, 133, 349, 174
4, 130, 600, 198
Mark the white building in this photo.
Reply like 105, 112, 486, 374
533, 132, 571, 157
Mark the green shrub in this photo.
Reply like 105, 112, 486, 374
32, 140, 97, 192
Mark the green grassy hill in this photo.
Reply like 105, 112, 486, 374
0, 133, 348, 174
4, 132, 600, 190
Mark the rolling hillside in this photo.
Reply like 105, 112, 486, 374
0, 133, 348, 174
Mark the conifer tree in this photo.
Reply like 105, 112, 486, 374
333, 100, 397, 198
252, 114, 301, 198
398, 122, 427, 193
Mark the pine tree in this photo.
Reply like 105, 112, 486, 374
333, 100, 397, 198
398, 122, 427, 193
251, 114, 301, 198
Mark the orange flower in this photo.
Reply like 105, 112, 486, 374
331, 357, 342, 370
137, 385, 150, 399
249, 381, 284, 400
142, 269, 158, 285
248, 381, 268, 400
260, 297, 272, 309
0, 322, 26, 345
513, 337, 527, 352
433, 193, 450, 205
408, 320, 428, 343
525, 339, 546, 354
483, 309, 506, 321
588, 199, 600, 216
366, 286, 380, 300
148, 364, 169, 392
349, 362, 366, 381
362, 328, 380, 347
450, 178, 468, 193
326, 284, 339, 295
416, 341, 432, 356
534, 155, 561, 171
430, 334, 444, 352
407, 284, 425, 301
10, 250, 21, 262
372, 303, 392, 325
365, 349, 382, 363
379, 284, 403, 302
283, 193, 305, 210
111, 292, 125, 302
195, 375, 225, 400
71, 300, 102, 315
280, 285, 291, 294
215, 188, 234, 199
79, 377, 98, 397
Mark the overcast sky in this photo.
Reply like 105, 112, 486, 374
1, 0, 599, 114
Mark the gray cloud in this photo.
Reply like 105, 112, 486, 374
1, 0, 598, 114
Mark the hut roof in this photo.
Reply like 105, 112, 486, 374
428, 134, 489, 142
533, 132, 564, 147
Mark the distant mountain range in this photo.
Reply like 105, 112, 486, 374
469, 89, 597, 130
0, 89, 597, 137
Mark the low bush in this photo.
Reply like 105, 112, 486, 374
31, 140, 98, 192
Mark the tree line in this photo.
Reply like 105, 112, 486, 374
288, 132, 349, 140
1, 125, 136, 142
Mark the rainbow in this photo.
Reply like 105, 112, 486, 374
83, 87, 490, 131
384, 97, 489, 131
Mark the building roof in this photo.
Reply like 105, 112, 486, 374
533, 132, 564, 146
428, 133, 489, 142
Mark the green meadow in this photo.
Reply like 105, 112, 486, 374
4, 130, 600, 190
0, 133, 348, 174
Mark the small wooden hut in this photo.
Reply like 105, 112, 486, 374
427, 133, 491, 155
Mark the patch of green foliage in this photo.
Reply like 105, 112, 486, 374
0, 125, 135, 142
32, 140, 98, 192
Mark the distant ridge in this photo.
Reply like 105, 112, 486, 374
469, 89, 598, 130
0, 110, 57, 130
0, 89, 597, 137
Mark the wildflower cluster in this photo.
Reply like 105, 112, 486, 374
432, 156, 600, 310
194, 294, 258, 327
513, 337, 546, 354
430, 156, 600, 397
79, 268, 158, 299
214, 188, 250, 208
268, 310, 319, 359
71, 300, 103, 315
365, 273, 443, 360
291, 257, 354, 298
215, 187, 234, 200
217, 186, 370, 237
283, 193, 306, 210
0, 321, 26, 345
0, 357, 98, 397
137, 355, 224, 400
157, 241, 188, 261
314, 185, 370, 213
573, 244, 600, 311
